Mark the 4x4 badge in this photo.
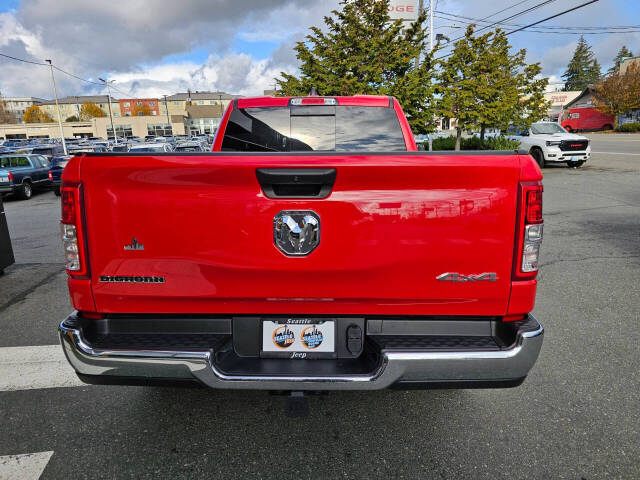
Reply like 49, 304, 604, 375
124, 237, 144, 251
436, 272, 498, 282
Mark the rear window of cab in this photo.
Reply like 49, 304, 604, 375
221, 106, 406, 152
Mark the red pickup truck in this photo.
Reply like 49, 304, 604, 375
58, 95, 544, 390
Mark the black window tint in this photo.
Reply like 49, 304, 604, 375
220, 105, 406, 152
336, 107, 405, 151
221, 107, 289, 151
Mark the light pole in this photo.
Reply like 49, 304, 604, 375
45, 60, 67, 155
99, 78, 118, 145
163, 94, 171, 136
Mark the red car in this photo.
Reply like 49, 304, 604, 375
58, 95, 544, 391
561, 106, 614, 132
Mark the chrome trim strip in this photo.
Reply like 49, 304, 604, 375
58, 314, 543, 390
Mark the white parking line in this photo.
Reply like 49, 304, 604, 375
591, 151, 640, 155
0, 451, 53, 480
0, 345, 85, 392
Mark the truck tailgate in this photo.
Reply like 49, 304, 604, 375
79, 152, 520, 316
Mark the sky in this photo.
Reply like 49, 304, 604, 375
0, 0, 638, 100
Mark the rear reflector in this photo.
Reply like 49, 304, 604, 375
526, 190, 543, 223
61, 189, 76, 224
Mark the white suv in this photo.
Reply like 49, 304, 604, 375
509, 122, 591, 168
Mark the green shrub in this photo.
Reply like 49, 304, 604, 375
615, 122, 640, 133
431, 136, 456, 150
427, 135, 521, 151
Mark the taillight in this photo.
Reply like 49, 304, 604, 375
7, 171, 13, 182
513, 182, 543, 280
60, 184, 88, 276
48, 170, 53, 181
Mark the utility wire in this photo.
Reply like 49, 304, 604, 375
451, 0, 558, 41
52, 65, 103, 86
435, 10, 639, 30
475, 0, 536, 22
435, 0, 601, 60
505, 0, 600, 34
0, 52, 47, 66
1, 50, 135, 97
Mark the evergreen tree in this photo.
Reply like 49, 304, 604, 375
589, 59, 602, 83
563, 36, 600, 91
277, 0, 436, 133
608, 45, 634, 74
436, 26, 549, 150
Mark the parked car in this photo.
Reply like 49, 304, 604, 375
30, 145, 65, 160
507, 122, 590, 168
110, 144, 130, 153
561, 107, 614, 132
128, 143, 174, 153
174, 141, 206, 152
0, 154, 52, 199
58, 95, 544, 392
49, 155, 71, 196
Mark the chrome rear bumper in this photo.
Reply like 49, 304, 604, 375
58, 314, 543, 390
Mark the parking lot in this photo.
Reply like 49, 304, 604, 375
0, 135, 638, 479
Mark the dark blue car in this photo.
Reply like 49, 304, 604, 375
0, 154, 52, 200
50, 155, 71, 196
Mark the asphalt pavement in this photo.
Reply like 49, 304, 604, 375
0, 135, 638, 479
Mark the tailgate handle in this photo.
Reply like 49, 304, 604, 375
256, 168, 336, 199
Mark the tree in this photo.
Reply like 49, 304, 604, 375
608, 45, 634, 74
594, 63, 640, 124
23, 105, 53, 123
563, 36, 600, 91
79, 102, 105, 120
133, 104, 151, 116
0, 92, 16, 124
435, 26, 549, 150
65, 115, 80, 122
277, 0, 437, 133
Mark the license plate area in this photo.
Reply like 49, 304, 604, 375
261, 319, 336, 359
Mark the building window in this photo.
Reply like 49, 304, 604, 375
198, 100, 204, 105
123, 102, 130, 107
147, 124, 173, 136
136, 101, 143, 106
149, 102, 156, 107
173, 101, 180, 106
106, 125, 133, 138
99, 104, 105, 108
151, 111, 157, 116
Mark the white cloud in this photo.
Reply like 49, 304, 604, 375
0, 0, 331, 98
